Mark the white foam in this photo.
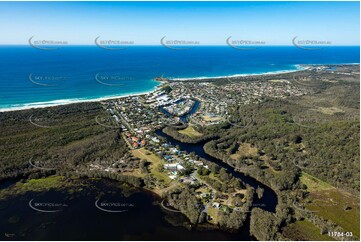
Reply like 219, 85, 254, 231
170, 62, 359, 81
1, 63, 358, 112
0, 90, 155, 113
171, 65, 305, 81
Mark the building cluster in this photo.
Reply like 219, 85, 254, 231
164, 79, 308, 126
162, 99, 196, 117
98, 77, 308, 198
101, 77, 309, 150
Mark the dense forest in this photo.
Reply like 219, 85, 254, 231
0, 65, 359, 240
0, 102, 130, 182
161, 70, 360, 240
203, 87, 360, 193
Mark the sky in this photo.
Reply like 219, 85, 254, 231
0, 1, 359, 45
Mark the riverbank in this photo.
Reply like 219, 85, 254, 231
156, 129, 278, 213
1, 177, 254, 240
0, 100, 257, 236
1, 63, 359, 240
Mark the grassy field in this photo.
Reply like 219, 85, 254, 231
230, 143, 258, 160
300, 172, 360, 237
306, 189, 360, 237
209, 172, 222, 183
131, 148, 171, 184
0, 176, 72, 200
21, 176, 64, 190
282, 220, 334, 241
178, 126, 203, 138
202, 115, 223, 122
206, 206, 219, 224
300, 172, 333, 192
313, 106, 345, 115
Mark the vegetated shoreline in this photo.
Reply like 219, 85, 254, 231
160, 127, 280, 201
0, 176, 246, 239
0, 175, 245, 234
1, 64, 359, 240
3, 63, 358, 113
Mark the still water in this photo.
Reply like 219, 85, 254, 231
0, 179, 254, 240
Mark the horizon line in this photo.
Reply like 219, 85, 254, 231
0, 44, 360, 47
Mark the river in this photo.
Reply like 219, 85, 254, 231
0, 100, 277, 240
159, 99, 200, 123
155, 130, 278, 213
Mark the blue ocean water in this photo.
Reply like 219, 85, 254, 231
0, 46, 359, 111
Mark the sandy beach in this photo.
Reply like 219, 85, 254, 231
1, 63, 358, 113
0, 66, 306, 113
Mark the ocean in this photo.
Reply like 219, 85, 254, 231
0, 46, 359, 111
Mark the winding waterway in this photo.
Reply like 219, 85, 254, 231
0, 100, 277, 240
0, 132, 277, 241
155, 130, 278, 213
160, 99, 200, 123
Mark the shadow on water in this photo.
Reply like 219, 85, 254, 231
0, 98, 275, 240
0, 179, 256, 240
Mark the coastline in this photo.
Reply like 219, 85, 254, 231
171, 64, 305, 81
0, 89, 157, 113
0, 63, 358, 113
170, 62, 360, 81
